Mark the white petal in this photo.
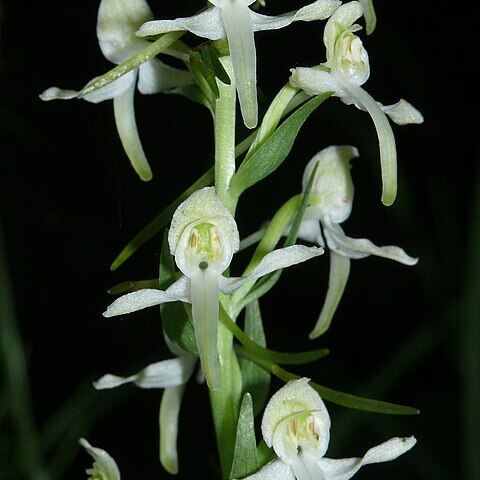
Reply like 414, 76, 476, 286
292, 0, 342, 22
160, 385, 186, 474
318, 436, 416, 480
338, 82, 397, 206
221, 245, 323, 294
289, 67, 344, 97
250, 0, 340, 31
380, 99, 424, 125
309, 251, 350, 339
262, 378, 330, 448
79, 438, 121, 480
84, 70, 137, 103
296, 219, 324, 246
323, 2, 364, 65
113, 73, 152, 181
190, 269, 220, 391
221, 1, 258, 128
97, 0, 153, 63
324, 222, 418, 265
235, 459, 295, 480
39, 87, 78, 101
93, 356, 195, 390
137, 58, 193, 94
137, 8, 225, 41
103, 287, 181, 317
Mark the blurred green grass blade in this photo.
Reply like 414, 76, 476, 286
0, 226, 50, 480
110, 167, 213, 270
460, 165, 480, 480
230, 393, 258, 479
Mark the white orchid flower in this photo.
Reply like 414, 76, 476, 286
40, 0, 193, 181
289, 1, 423, 206
79, 438, 121, 480
104, 187, 323, 390
296, 146, 418, 338
237, 378, 416, 480
93, 340, 196, 475
137, 0, 341, 129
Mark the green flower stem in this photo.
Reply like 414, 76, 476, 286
209, 306, 242, 478
78, 31, 185, 98
214, 56, 237, 214
0, 227, 50, 480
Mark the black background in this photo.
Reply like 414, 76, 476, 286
0, 1, 477, 479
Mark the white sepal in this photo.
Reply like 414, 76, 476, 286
93, 356, 196, 389
137, 7, 225, 40
317, 436, 417, 480
220, 245, 324, 294
380, 99, 424, 125
324, 222, 419, 265
97, 0, 153, 63
103, 285, 183, 317
137, 59, 193, 95
79, 438, 121, 480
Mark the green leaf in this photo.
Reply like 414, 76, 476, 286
159, 231, 198, 356
78, 32, 185, 98
230, 92, 331, 197
256, 440, 275, 470
222, 310, 328, 366
239, 301, 271, 416
190, 50, 220, 99
272, 365, 419, 415
110, 167, 214, 271
200, 43, 231, 86
230, 393, 259, 479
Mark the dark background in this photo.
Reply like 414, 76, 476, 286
0, 1, 477, 479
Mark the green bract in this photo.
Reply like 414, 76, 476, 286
290, 1, 423, 206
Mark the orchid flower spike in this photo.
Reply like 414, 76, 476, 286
79, 438, 121, 480
93, 339, 196, 475
237, 378, 416, 480
289, 1, 423, 205
296, 146, 418, 338
40, 0, 193, 181
103, 187, 323, 390
137, 0, 341, 129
